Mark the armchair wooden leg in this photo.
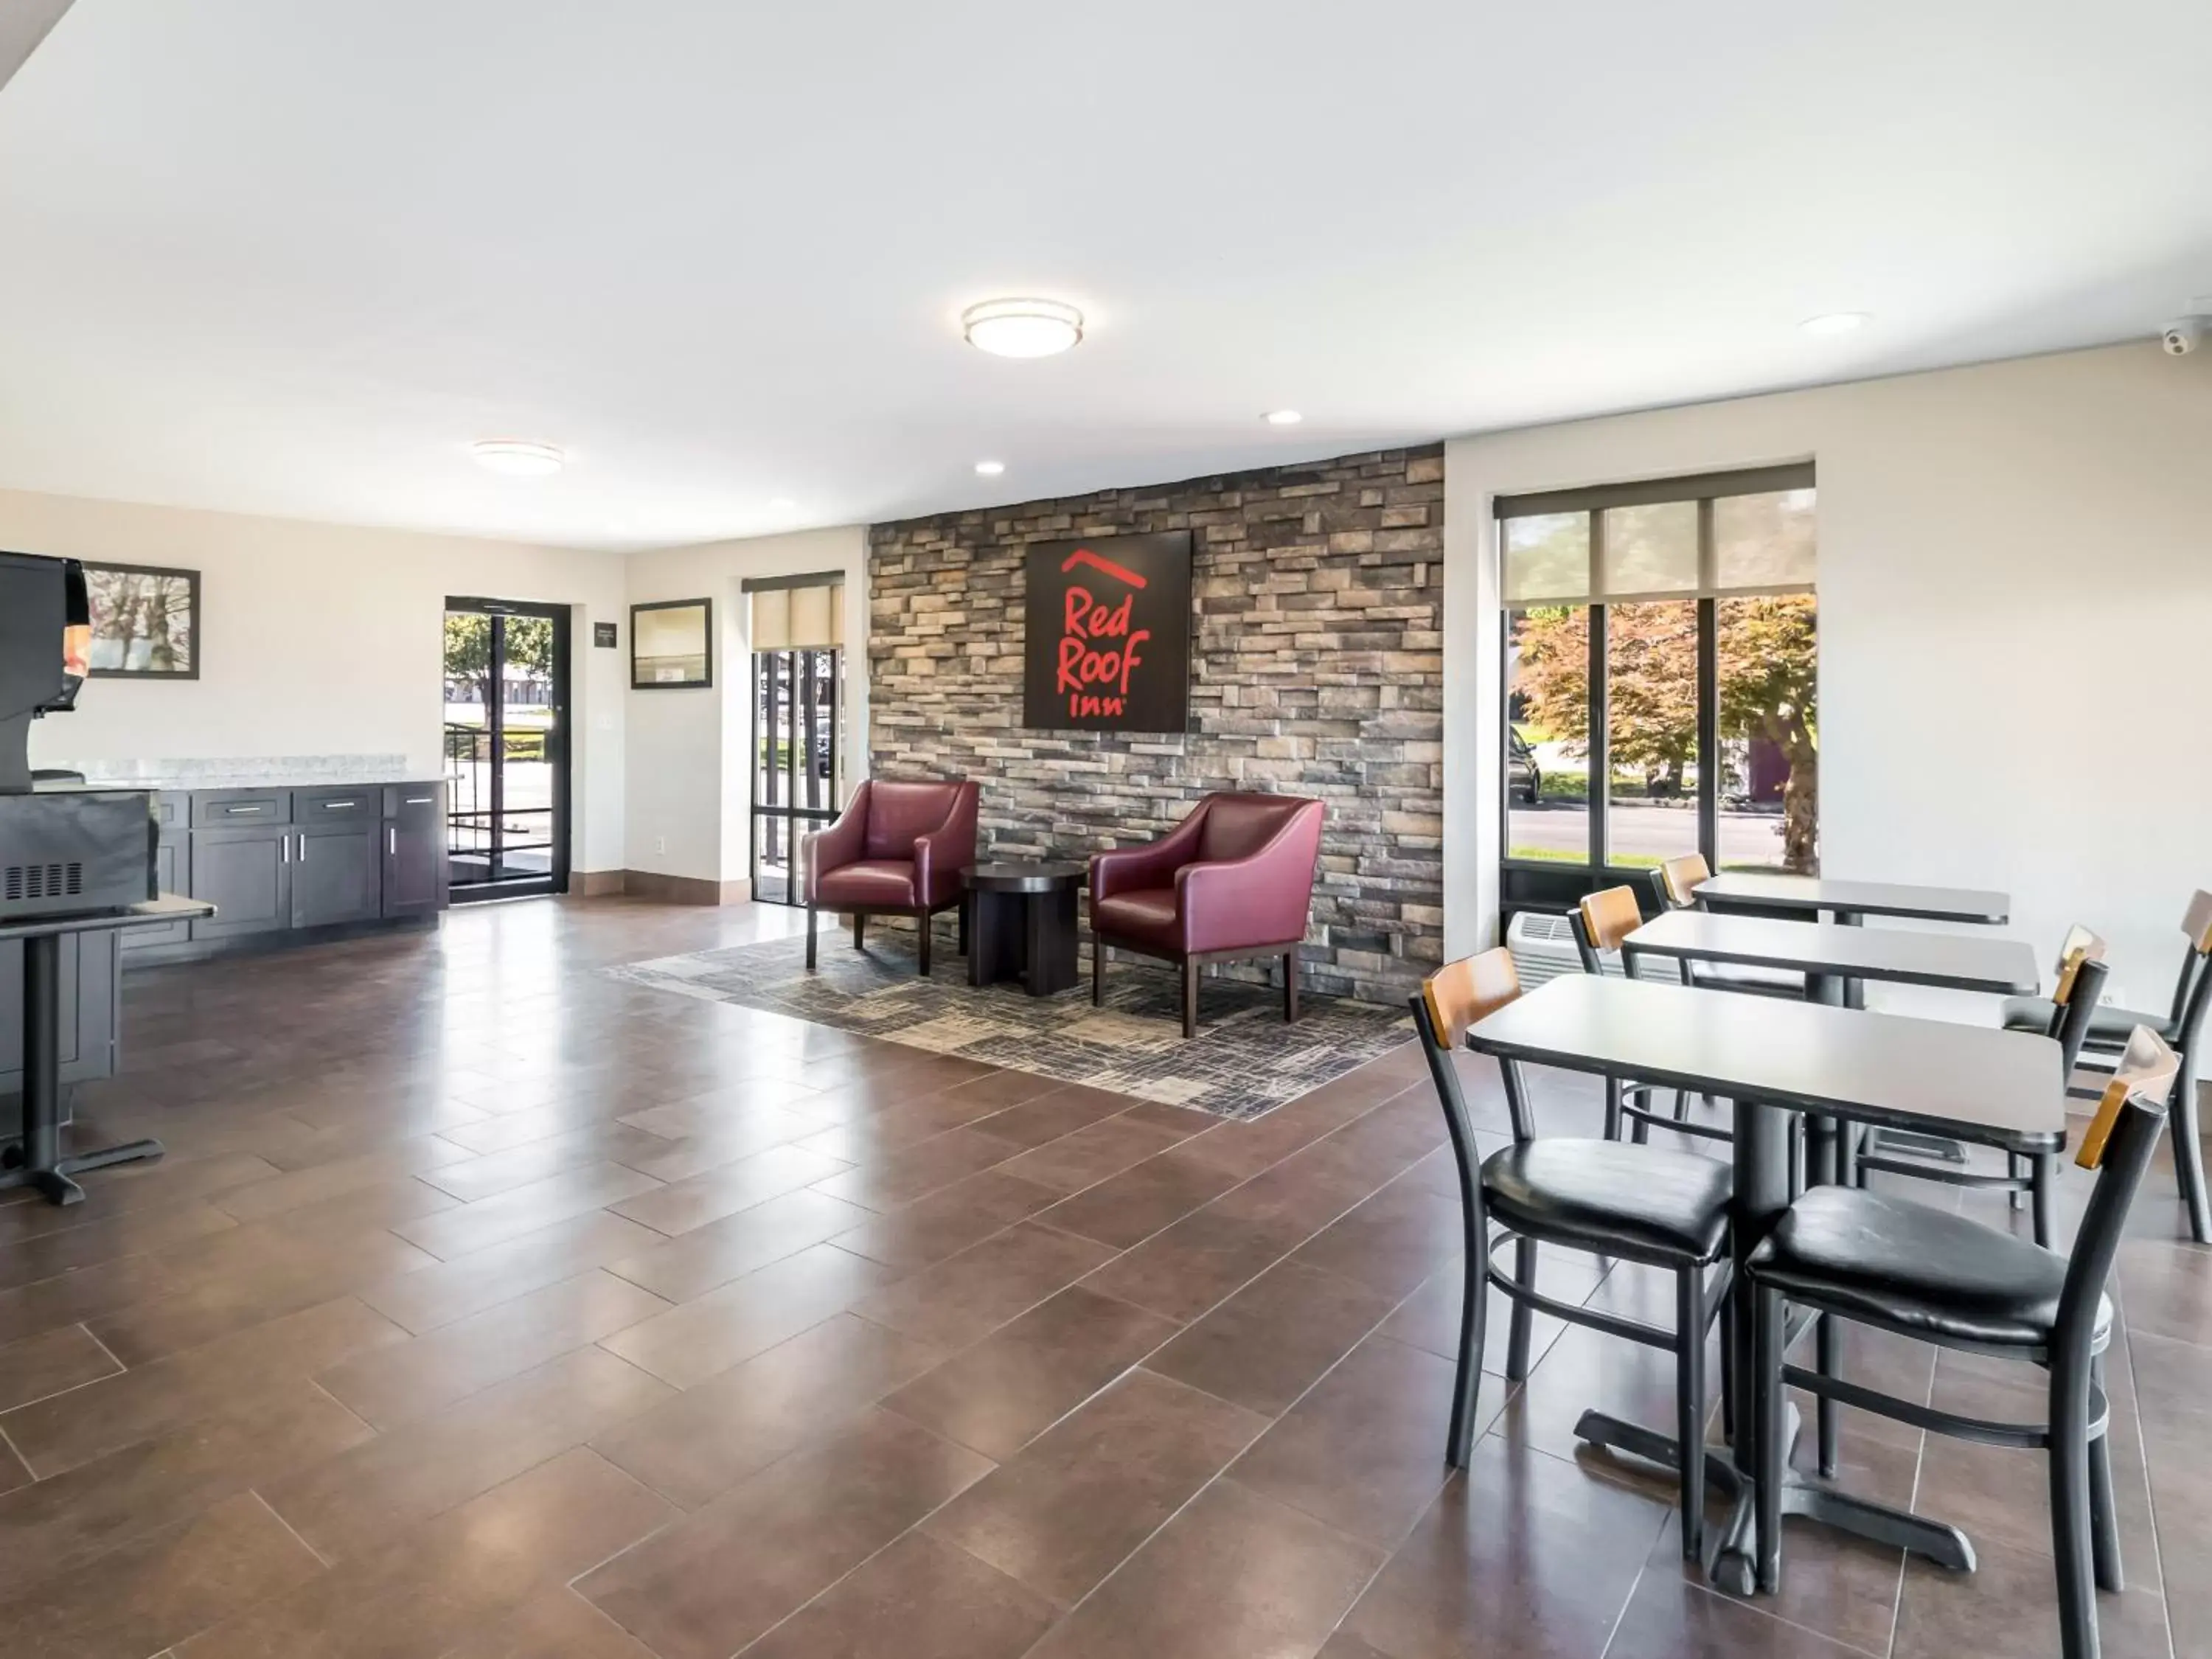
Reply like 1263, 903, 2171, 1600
853, 913, 866, 950
1283, 948, 1300, 1023
918, 913, 933, 977
958, 901, 970, 956
806, 902, 818, 970
1092, 938, 1105, 1006
1182, 959, 1198, 1040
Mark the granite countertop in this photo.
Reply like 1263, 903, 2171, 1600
58, 756, 433, 793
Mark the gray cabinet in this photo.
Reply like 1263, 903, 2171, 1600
0, 931, 116, 1107
189, 822, 294, 941
121, 820, 193, 952
382, 786, 445, 919
294, 821, 383, 928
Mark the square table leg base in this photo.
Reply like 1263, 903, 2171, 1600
0, 1135, 165, 1206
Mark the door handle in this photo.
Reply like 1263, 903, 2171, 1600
388, 827, 397, 855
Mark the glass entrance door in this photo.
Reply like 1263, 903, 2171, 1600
750, 647, 840, 905
443, 599, 571, 901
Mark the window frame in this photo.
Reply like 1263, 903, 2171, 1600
1498, 467, 1815, 908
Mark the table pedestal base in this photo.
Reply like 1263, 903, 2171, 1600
7, 932, 166, 1207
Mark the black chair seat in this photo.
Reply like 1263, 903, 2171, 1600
1689, 961, 1807, 998
1748, 1186, 2110, 1350
1999, 995, 2174, 1046
1481, 1139, 1731, 1265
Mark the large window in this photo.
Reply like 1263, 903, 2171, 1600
1501, 467, 1817, 899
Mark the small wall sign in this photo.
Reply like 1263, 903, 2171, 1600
1021, 532, 1192, 733
594, 621, 618, 648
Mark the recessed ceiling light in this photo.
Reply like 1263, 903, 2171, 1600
768, 497, 798, 512
471, 440, 566, 476
961, 298, 1084, 358
974, 459, 1006, 476
1799, 312, 1868, 337
1263, 409, 1303, 425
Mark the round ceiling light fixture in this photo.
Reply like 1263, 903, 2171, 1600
974, 459, 1006, 476
961, 298, 1084, 358
1262, 409, 1304, 425
471, 440, 566, 476
1799, 312, 1869, 337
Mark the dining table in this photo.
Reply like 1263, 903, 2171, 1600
1691, 872, 2010, 927
1622, 908, 2040, 1004
1464, 972, 2066, 1595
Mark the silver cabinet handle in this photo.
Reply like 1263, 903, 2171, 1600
388, 827, 397, 855
297, 832, 306, 863
226, 804, 265, 814
281, 834, 290, 864
404, 796, 433, 805
324, 799, 357, 810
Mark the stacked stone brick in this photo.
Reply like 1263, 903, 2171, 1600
866, 445, 1444, 1002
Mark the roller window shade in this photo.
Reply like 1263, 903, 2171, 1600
1498, 464, 1815, 604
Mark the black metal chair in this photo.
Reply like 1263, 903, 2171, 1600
1412, 947, 1734, 1560
1568, 884, 1718, 1147
1856, 931, 2110, 1247
1657, 852, 1806, 998
2003, 892, 2212, 1243
1746, 1028, 2180, 1659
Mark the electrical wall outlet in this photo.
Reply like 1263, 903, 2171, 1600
655, 835, 667, 855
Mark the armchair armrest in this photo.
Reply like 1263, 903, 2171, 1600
1175, 800, 1325, 953
911, 781, 979, 907
1092, 809, 1207, 902
806, 782, 872, 903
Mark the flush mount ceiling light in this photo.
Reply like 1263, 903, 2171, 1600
1262, 409, 1304, 425
975, 459, 1006, 476
960, 298, 1084, 358
1799, 312, 1869, 337
471, 440, 566, 476
767, 497, 798, 512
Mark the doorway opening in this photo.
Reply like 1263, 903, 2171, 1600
442, 598, 571, 902
745, 573, 845, 906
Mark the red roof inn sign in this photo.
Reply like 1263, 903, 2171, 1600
1022, 532, 1193, 734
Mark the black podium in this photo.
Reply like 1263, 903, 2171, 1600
3, 895, 212, 1205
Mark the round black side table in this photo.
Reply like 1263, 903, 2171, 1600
962, 861, 1086, 997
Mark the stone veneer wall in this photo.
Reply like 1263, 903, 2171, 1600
866, 445, 1444, 1004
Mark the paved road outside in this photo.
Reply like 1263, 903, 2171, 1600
1509, 799, 1786, 866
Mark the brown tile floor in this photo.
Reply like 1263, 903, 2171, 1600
2, 896, 2205, 1658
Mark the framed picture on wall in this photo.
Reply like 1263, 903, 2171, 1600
632, 598, 714, 688
85, 561, 201, 678
1021, 532, 1192, 732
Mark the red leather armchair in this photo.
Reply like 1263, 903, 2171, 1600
1089, 791, 1325, 1037
807, 778, 979, 975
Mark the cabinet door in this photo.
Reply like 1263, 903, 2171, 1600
293, 822, 383, 928
189, 824, 293, 940
121, 829, 193, 953
382, 815, 443, 918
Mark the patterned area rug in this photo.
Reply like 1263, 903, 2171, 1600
606, 930, 1415, 1122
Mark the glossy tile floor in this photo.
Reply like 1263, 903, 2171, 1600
3, 897, 2207, 1659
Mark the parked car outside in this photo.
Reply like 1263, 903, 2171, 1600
1509, 730, 1543, 804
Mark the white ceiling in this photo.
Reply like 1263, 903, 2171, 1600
1, 1, 2208, 553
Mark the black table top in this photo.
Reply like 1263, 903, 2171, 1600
1624, 911, 2040, 995
0, 894, 214, 943
1692, 872, 2009, 925
963, 861, 1087, 893
1466, 974, 2064, 1152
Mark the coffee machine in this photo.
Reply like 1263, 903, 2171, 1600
0, 552, 159, 918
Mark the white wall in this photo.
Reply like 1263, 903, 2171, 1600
1445, 341, 2212, 1007
3, 487, 630, 874
623, 524, 869, 886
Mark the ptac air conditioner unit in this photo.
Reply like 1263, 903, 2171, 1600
1504, 909, 1683, 990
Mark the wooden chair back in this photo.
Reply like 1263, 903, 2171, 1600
2050, 928, 2107, 1007
2185, 891, 2212, 956
1419, 948, 1522, 1052
2076, 1026, 2180, 1171
1576, 885, 1644, 956
1658, 853, 1712, 909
